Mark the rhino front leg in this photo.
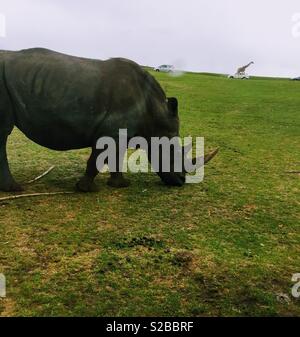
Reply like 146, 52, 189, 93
76, 147, 100, 193
107, 172, 130, 188
107, 146, 130, 188
0, 135, 23, 192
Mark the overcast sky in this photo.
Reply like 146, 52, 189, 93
0, 0, 300, 77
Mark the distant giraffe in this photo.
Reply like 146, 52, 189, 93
236, 62, 254, 76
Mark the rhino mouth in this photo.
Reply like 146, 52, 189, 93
158, 148, 219, 187
159, 172, 186, 187
176, 174, 186, 186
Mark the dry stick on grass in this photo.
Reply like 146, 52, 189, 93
0, 166, 75, 203
25, 166, 56, 184
0, 191, 75, 203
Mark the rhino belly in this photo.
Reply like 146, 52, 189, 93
13, 97, 101, 151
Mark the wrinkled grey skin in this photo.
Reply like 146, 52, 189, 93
0, 48, 204, 192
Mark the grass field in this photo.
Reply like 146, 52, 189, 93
0, 71, 299, 317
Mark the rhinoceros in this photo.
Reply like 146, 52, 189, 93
0, 48, 217, 192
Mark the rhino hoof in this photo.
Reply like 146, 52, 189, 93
76, 179, 99, 193
107, 177, 131, 188
0, 182, 24, 192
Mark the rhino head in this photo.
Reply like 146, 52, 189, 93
151, 97, 219, 187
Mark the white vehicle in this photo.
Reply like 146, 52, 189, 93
228, 73, 250, 79
154, 65, 175, 73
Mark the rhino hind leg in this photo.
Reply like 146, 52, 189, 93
0, 135, 23, 192
76, 147, 100, 193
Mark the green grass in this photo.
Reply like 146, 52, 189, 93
0, 71, 299, 317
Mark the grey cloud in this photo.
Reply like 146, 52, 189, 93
0, 0, 299, 77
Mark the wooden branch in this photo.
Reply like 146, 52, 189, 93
26, 166, 56, 184
0, 191, 74, 203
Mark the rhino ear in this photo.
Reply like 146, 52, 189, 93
167, 97, 178, 116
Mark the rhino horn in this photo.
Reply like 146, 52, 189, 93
191, 148, 219, 168
182, 142, 193, 155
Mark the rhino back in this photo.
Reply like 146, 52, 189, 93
4, 49, 105, 147
4, 48, 172, 150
